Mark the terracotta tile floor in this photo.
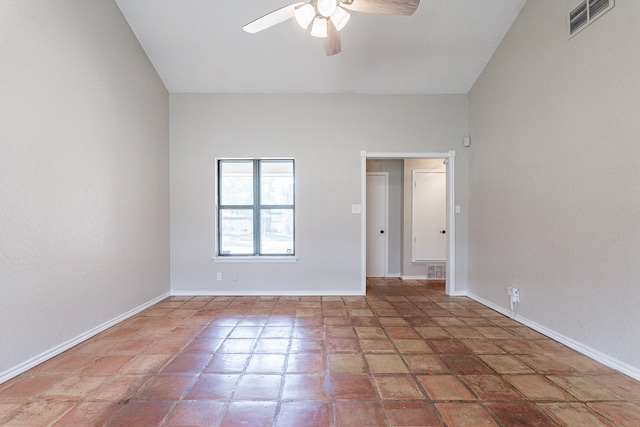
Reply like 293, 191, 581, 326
1, 279, 640, 426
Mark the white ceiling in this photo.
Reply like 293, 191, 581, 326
114, 0, 526, 94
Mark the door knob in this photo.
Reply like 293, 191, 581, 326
380, 230, 384, 234
440, 230, 446, 234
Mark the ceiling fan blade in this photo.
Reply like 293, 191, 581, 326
323, 20, 341, 56
243, 2, 305, 34
341, 0, 419, 15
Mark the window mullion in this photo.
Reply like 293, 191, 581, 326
217, 164, 222, 255
253, 160, 261, 256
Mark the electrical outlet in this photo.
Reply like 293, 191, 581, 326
216, 273, 222, 281
507, 286, 520, 315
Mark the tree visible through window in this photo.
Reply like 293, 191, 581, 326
217, 159, 295, 256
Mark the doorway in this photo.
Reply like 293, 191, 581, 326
360, 151, 456, 296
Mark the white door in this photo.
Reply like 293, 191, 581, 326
366, 173, 388, 277
412, 170, 446, 262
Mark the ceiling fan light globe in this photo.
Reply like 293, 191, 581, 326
330, 6, 350, 31
310, 16, 328, 37
294, 4, 315, 29
317, 0, 337, 17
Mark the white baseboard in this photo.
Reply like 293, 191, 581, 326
171, 290, 366, 297
0, 292, 170, 385
466, 292, 640, 382
450, 290, 468, 297
401, 275, 427, 280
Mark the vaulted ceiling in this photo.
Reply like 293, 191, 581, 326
114, 0, 527, 94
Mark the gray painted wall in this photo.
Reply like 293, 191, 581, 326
468, 0, 640, 372
0, 1, 170, 378
170, 94, 469, 295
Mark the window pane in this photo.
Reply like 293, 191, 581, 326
219, 209, 253, 255
260, 209, 294, 255
260, 161, 293, 205
220, 161, 253, 205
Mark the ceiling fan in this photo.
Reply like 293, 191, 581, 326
243, 0, 420, 56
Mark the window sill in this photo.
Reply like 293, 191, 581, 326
213, 256, 298, 263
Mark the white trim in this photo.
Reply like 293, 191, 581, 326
360, 154, 368, 294
361, 151, 457, 296
364, 151, 454, 159
402, 275, 427, 280
467, 292, 640, 382
445, 154, 456, 296
171, 290, 364, 297
449, 290, 467, 297
213, 256, 298, 263
0, 292, 170, 385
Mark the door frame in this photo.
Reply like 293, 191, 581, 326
366, 172, 389, 278
360, 151, 457, 296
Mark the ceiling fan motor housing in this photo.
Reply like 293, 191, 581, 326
317, 0, 338, 17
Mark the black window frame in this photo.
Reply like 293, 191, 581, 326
217, 158, 295, 257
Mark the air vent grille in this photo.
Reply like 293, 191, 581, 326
569, 2, 588, 34
589, 0, 610, 17
568, 0, 614, 38
427, 263, 445, 280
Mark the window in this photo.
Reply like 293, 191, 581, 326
217, 159, 295, 257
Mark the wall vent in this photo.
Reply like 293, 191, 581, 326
427, 263, 446, 280
568, 0, 614, 38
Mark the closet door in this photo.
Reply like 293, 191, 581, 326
366, 173, 388, 277
412, 170, 446, 262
